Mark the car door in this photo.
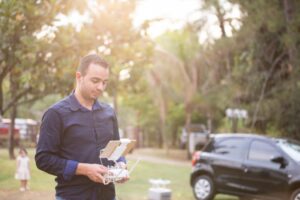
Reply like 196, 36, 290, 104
210, 137, 249, 193
241, 139, 289, 199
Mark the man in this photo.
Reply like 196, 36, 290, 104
35, 54, 127, 200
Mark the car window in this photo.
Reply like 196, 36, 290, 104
211, 138, 248, 159
203, 139, 214, 152
276, 139, 300, 162
248, 140, 280, 162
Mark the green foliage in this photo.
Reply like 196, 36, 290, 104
18, 94, 63, 119
225, 0, 300, 137
2, 0, 300, 147
165, 102, 185, 146
0, 0, 152, 115
277, 85, 300, 140
0, 0, 154, 157
122, 86, 161, 147
0, 0, 77, 116
156, 27, 200, 63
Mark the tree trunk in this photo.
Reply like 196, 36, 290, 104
185, 109, 192, 159
8, 69, 19, 159
251, 52, 286, 129
156, 101, 164, 148
0, 79, 3, 115
283, 0, 297, 67
171, 127, 178, 147
158, 121, 164, 148
149, 69, 168, 148
135, 111, 141, 148
158, 94, 167, 148
215, 1, 227, 38
8, 104, 17, 160
231, 118, 238, 133
283, 0, 293, 23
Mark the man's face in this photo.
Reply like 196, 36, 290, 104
77, 63, 109, 101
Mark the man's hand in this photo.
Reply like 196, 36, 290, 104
76, 163, 108, 183
115, 162, 129, 184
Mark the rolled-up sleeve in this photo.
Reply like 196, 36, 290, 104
35, 108, 78, 180
63, 160, 78, 180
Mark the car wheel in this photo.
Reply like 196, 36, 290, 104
192, 175, 215, 200
290, 188, 300, 200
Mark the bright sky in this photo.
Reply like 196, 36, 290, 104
46, 0, 241, 44
134, 0, 201, 37
134, 0, 242, 43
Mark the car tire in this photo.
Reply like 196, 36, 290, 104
192, 175, 215, 200
290, 188, 300, 200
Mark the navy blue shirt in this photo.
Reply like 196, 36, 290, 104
35, 93, 125, 200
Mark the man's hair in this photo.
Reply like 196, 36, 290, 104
77, 54, 109, 75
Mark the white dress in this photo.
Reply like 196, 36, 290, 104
15, 156, 30, 180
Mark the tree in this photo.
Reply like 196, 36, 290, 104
1, 0, 153, 158
0, 0, 74, 158
223, 0, 300, 137
152, 27, 203, 155
81, 0, 152, 114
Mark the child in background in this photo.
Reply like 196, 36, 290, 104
15, 147, 30, 192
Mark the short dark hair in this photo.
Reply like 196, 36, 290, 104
77, 54, 109, 75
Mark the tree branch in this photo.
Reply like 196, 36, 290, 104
251, 51, 287, 128
17, 95, 43, 106
3, 87, 32, 114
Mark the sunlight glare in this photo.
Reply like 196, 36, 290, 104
54, 11, 92, 32
119, 68, 131, 81
134, 0, 242, 43
134, 0, 200, 38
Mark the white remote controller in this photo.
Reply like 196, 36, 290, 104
103, 166, 129, 184
99, 139, 138, 184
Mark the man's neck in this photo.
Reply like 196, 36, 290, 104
74, 89, 94, 110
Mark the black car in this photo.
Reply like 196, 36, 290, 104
190, 133, 300, 200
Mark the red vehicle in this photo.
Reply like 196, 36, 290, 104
0, 123, 20, 145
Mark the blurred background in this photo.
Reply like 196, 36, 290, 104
1, 0, 300, 199
0, 0, 299, 165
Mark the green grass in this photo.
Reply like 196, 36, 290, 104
0, 148, 237, 200
0, 148, 55, 191
116, 159, 193, 200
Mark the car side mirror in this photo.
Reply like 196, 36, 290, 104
271, 156, 288, 168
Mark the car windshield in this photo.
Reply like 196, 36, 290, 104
276, 139, 300, 162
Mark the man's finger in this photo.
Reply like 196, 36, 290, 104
97, 165, 108, 175
97, 173, 105, 183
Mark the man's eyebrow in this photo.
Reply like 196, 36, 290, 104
91, 77, 108, 81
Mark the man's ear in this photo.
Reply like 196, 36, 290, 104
76, 71, 82, 80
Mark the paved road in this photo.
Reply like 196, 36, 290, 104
0, 190, 55, 200
127, 149, 190, 167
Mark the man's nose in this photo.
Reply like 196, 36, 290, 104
97, 82, 105, 91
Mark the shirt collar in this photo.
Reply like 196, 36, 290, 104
92, 100, 102, 110
68, 92, 102, 111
